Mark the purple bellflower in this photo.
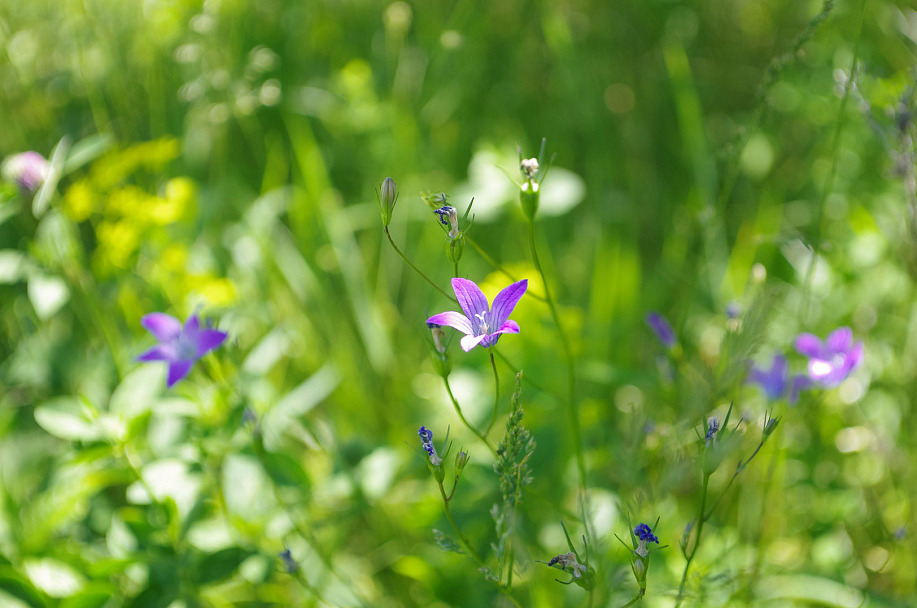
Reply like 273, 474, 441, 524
794, 327, 863, 387
137, 312, 228, 388
747, 353, 811, 404
645, 312, 676, 349
426, 278, 528, 352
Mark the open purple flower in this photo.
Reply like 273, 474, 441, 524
137, 312, 228, 388
747, 353, 811, 404
794, 327, 863, 387
426, 278, 527, 352
646, 312, 676, 349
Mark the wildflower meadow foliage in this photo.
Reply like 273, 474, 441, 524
2, 1, 917, 607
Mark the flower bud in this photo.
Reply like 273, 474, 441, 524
454, 450, 469, 475
378, 177, 398, 226
520, 180, 539, 221
445, 234, 464, 263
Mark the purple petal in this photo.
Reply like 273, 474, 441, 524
496, 320, 520, 335
137, 343, 178, 362
426, 311, 473, 335
460, 334, 489, 352
166, 360, 195, 388
490, 280, 527, 327
646, 312, 676, 348
141, 313, 182, 342
794, 333, 823, 358
183, 314, 201, 336
826, 327, 853, 353
789, 375, 812, 405
451, 278, 490, 320
194, 329, 228, 357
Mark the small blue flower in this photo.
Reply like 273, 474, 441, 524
418, 426, 441, 465
633, 523, 659, 544
704, 417, 720, 446
278, 548, 298, 573
645, 312, 676, 349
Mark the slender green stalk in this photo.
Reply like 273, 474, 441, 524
453, 259, 459, 279
494, 348, 560, 400
465, 235, 546, 303
486, 351, 500, 435
436, 480, 522, 608
675, 472, 711, 606
443, 376, 497, 457
703, 439, 766, 522
800, 0, 864, 323
384, 226, 457, 303
527, 221, 585, 489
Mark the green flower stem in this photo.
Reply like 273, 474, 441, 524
453, 259, 459, 279
384, 226, 457, 303
443, 376, 497, 457
526, 220, 585, 490
465, 235, 546, 303
486, 351, 500, 435
703, 439, 766, 522
676, 472, 711, 607
436, 480, 521, 608
494, 348, 561, 401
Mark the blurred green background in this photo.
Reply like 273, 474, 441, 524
2, 0, 917, 605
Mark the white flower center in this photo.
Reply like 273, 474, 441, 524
474, 312, 490, 335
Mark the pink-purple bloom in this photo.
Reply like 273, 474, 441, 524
794, 327, 863, 387
2, 151, 50, 192
137, 312, 228, 388
426, 278, 528, 352
646, 312, 676, 348
747, 353, 811, 404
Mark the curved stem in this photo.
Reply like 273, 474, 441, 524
486, 351, 500, 435
465, 235, 547, 303
443, 377, 497, 457
676, 472, 710, 607
384, 226, 457, 303
527, 221, 585, 490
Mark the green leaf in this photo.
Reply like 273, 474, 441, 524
193, 547, 255, 585
0, 566, 48, 607
258, 451, 309, 488
34, 397, 100, 442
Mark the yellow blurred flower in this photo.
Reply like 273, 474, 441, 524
186, 275, 237, 306
95, 220, 140, 272
63, 179, 96, 221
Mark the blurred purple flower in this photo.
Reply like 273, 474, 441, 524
426, 278, 527, 352
645, 312, 676, 348
794, 327, 863, 387
2, 151, 50, 192
137, 312, 228, 388
747, 354, 811, 404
